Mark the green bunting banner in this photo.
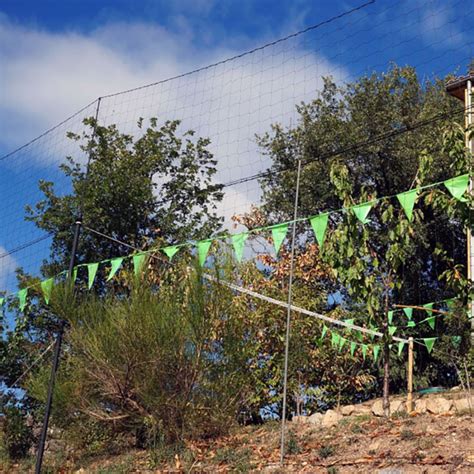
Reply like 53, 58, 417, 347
231, 232, 248, 262
397, 341, 405, 356
444, 174, 469, 200
426, 316, 436, 330
197, 239, 213, 266
388, 326, 397, 336
309, 213, 329, 248
362, 344, 368, 360
403, 308, 413, 320
87, 262, 99, 290
321, 325, 328, 339
270, 223, 288, 255
388, 310, 394, 325
373, 345, 380, 362
338, 337, 346, 351
18, 288, 28, 312
331, 332, 339, 347
107, 257, 123, 281
397, 189, 418, 221
41, 278, 54, 305
162, 246, 179, 261
352, 201, 373, 224
407, 321, 416, 328
423, 337, 436, 354
0, 297, 4, 307
350, 341, 356, 356
423, 302, 434, 315
133, 254, 146, 276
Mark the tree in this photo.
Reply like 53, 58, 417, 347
25, 117, 224, 277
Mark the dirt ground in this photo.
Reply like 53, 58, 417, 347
3, 409, 473, 473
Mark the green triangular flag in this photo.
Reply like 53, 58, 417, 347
133, 254, 146, 276
41, 278, 54, 304
18, 288, 28, 312
197, 239, 213, 266
321, 325, 328, 339
0, 297, 4, 307
403, 308, 413, 320
423, 337, 436, 354
396, 189, 418, 221
373, 345, 380, 362
444, 174, 469, 200
398, 341, 405, 356
445, 298, 455, 310
388, 310, 394, 325
350, 341, 356, 356
338, 337, 346, 351
352, 201, 373, 224
451, 336, 461, 349
270, 223, 288, 255
361, 344, 368, 360
72, 267, 78, 283
309, 213, 329, 247
426, 316, 436, 330
407, 321, 416, 328
388, 326, 397, 336
423, 302, 434, 315
331, 332, 339, 347
162, 246, 179, 261
87, 262, 99, 290
231, 233, 248, 262
107, 257, 123, 281
344, 318, 354, 327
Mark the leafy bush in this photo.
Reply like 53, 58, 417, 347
1, 403, 33, 460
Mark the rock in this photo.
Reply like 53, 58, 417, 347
292, 415, 308, 424
341, 404, 355, 416
353, 404, 371, 415
308, 412, 323, 425
391, 399, 406, 414
426, 397, 452, 414
371, 400, 385, 417
368, 440, 381, 452
321, 409, 342, 427
415, 399, 427, 414
453, 397, 472, 412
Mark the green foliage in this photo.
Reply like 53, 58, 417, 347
0, 401, 33, 460
318, 444, 335, 459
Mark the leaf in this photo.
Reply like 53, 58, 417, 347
396, 189, 418, 221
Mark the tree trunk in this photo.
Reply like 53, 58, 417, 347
383, 339, 390, 417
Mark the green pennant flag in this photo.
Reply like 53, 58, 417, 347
361, 344, 368, 360
270, 223, 288, 255
344, 318, 354, 327
403, 308, 413, 320
352, 201, 373, 224
423, 337, 436, 354
445, 298, 455, 310
321, 325, 328, 339
162, 246, 179, 261
396, 189, 418, 221
197, 239, 213, 267
350, 341, 357, 356
41, 278, 54, 304
451, 336, 461, 349
133, 254, 146, 276
426, 316, 436, 330
407, 320, 416, 328
107, 257, 123, 281
231, 233, 248, 262
373, 345, 380, 362
388, 326, 397, 336
72, 267, 78, 283
18, 288, 28, 312
398, 341, 405, 356
0, 297, 4, 307
309, 213, 329, 248
388, 310, 394, 325
369, 326, 376, 341
444, 174, 469, 200
331, 332, 339, 347
423, 302, 434, 315
87, 262, 99, 290
338, 337, 346, 351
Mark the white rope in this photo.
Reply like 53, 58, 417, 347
203, 274, 409, 343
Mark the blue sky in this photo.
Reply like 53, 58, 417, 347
0, 0, 473, 296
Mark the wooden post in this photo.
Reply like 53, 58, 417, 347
407, 337, 414, 412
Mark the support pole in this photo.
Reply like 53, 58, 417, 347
407, 337, 414, 413
35, 98, 101, 473
279, 159, 302, 465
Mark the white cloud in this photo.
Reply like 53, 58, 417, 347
0, 14, 347, 225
